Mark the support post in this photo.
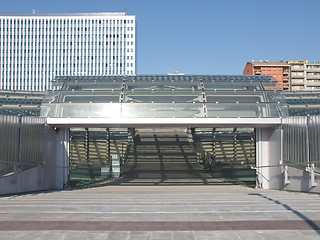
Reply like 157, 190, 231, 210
106, 128, 110, 163
128, 128, 135, 144
84, 128, 89, 162
112, 154, 121, 178
13, 115, 23, 184
55, 128, 69, 189
284, 165, 290, 185
233, 128, 237, 163
187, 127, 195, 143
212, 128, 216, 166
310, 164, 318, 187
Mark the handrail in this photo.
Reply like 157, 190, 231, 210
122, 140, 133, 165
253, 160, 320, 169
0, 160, 108, 170
198, 150, 214, 171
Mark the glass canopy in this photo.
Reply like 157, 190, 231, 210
1, 76, 319, 118
41, 75, 290, 118
0, 90, 44, 116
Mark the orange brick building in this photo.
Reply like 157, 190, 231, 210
243, 61, 290, 91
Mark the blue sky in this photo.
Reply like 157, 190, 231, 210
1, 0, 320, 75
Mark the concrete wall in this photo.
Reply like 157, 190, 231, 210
0, 126, 69, 195
256, 127, 282, 190
282, 166, 320, 193
42, 126, 69, 190
0, 167, 45, 195
256, 126, 320, 193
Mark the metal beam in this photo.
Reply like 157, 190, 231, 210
46, 117, 281, 128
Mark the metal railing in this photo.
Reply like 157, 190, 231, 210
282, 115, 320, 169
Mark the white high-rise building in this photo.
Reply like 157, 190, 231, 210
0, 12, 136, 91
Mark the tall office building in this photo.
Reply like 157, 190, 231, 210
0, 12, 136, 91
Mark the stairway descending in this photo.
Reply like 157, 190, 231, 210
193, 128, 256, 186
69, 128, 130, 187
114, 128, 225, 186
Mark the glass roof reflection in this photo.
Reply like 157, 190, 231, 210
2, 76, 320, 118
41, 75, 289, 118
47, 75, 283, 104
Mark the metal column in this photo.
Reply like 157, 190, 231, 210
212, 128, 216, 164
233, 128, 237, 163
106, 128, 110, 163
84, 128, 89, 162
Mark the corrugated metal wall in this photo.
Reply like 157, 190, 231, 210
282, 115, 320, 168
308, 116, 320, 168
0, 115, 45, 176
0, 115, 19, 175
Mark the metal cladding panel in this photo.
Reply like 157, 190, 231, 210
0, 115, 45, 176
282, 116, 320, 168
282, 116, 308, 165
20, 116, 45, 166
0, 115, 19, 175
309, 116, 320, 168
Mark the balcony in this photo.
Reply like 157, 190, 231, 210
282, 83, 289, 89
254, 71, 261, 75
291, 75, 304, 79
292, 81, 305, 86
306, 68, 320, 73
283, 71, 289, 74
307, 82, 320, 87
291, 68, 304, 72
306, 75, 320, 80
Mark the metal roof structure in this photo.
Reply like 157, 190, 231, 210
41, 75, 286, 120
1, 75, 320, 120
0, 90, 44, 116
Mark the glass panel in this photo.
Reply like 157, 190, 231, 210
206, 103, 287, 118
121, 103, 204, 118
41, 102, 288, 118
125, 81, 201, 91
64, 81, 123, 91
43, 91, 60, 103
123, 91, 203, 103
60, 91, 121, 103
0, 105, 41, 116
206, 91, 265, 103
41, 103, 204, 118
126, 75, 199, 82
203, 81, 263, 91
41, 103, 122, 118
202, 75, 281, 91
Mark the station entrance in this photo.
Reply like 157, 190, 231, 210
69, 127, 256, 187
40, 74, 285, 190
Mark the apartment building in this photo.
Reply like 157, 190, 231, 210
288, 60, 320, 91
243, 61, 290, 91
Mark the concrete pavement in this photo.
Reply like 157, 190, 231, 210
0, 185, 320, 239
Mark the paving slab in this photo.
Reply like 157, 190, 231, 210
0, 185, 320, 239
